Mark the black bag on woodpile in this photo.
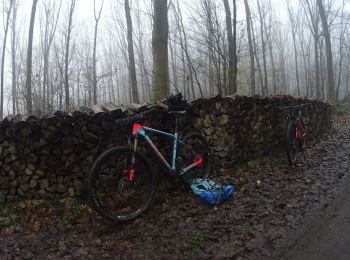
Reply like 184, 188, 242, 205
165, 93, 188, 111
158, 93, 189, 132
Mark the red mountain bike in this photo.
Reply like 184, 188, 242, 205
279, 104, 310, 165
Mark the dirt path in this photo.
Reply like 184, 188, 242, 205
263, 114, 350, 260
280, 177, 350, 260
272, 115, 350, 260
0, 114, 350, 259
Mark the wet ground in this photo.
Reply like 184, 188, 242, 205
0, 114, 350, 259
276, 176, 350, 260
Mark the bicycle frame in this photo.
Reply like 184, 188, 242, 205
288, 109, 307, 144
131, 123, 202, 176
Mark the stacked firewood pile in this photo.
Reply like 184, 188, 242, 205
187, 95, 332, 167
0, 95, 332, 202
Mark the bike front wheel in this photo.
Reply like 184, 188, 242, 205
88, 147, 156, 223
177, 133, 211, 185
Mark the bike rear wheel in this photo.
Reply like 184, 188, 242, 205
88, 147, 156, 223
286, 122, 297, 165
177, 133, 211, 185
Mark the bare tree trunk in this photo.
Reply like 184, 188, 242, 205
336, 4, 347, 102
93, 0, 104, 105
317, 0, 335, 102
173, 0, 203, 98
64, 0, 76, 111
11, 0, 17, 115
207, 10, 215, 96
251, 25, 264, 95
180, 37, 187, 98
42, 0, 62, 113
202, 0, 216, 96
223, 0, 235, 95
232, 0, 237, 94
297, 22, 310, 97
135, 1, 150, 102
244, 0, 255, 95
257, 0, 268, 96
169, 37, 178, 93
77, 69, 80, 106
336, 42, 343, 102
265, 15, 277, 95
292, 35, 300, 97
302, 0, 321, 99
346, 51, 350, 97
152, 0, 169, 101
286, 1, 300, 97
25, 0, 38, 115
124, 0, 139, 103
314, 32, 321, 99
0, 0, 13, 118
319, 39, 326, 99
307, 43, 312, 97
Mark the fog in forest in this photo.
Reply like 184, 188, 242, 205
0, 0, 349, 118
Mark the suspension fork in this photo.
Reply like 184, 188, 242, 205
130, 137, 139, 182
125, 136, 138, 182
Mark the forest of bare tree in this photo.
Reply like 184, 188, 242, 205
0, 0, 349, 119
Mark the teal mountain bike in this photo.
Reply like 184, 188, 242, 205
88, 107, 211, 223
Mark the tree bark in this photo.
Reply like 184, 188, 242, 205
11, 0, 17, 115
135, 0, 150, 102
317, 0, 335, 102
92, 0, 104, 105
43, 0, 61, 113
335, 4, 346, 102
319, 39, 326, 99
256, 0, 268, 96
301, 0, 321, 99
244, 0, 255, 95
1, 0, 13, 118
64, 0, 76, 111
25, 0, 38, 115
232, 0, 237, 94
124, 0, 139, 103
251, 23, 264, 95
173, 0, 203, 99
223, 0, 236, 95
314, 32, 321, 99
286, 1, 300, 96
152, 0, 169, 101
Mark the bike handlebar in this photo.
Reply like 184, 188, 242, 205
115, 107, 164, 125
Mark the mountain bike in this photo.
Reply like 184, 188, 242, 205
87, 107, 211, 223
278, 104, 310, 165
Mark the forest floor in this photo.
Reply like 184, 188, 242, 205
1, 114, 350, 259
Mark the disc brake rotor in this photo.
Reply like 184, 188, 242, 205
118, 177, 134, 197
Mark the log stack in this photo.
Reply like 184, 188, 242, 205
0, 95, 333, 202
186, 95, 332, 166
